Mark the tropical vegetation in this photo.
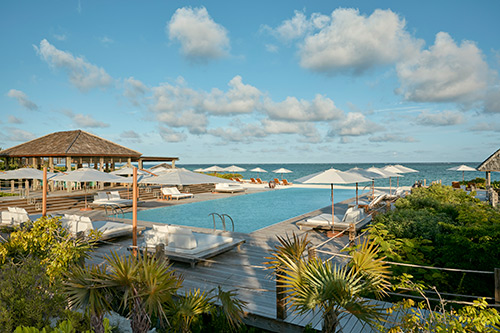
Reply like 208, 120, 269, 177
368, 184, 500, 297
265, 234, 391, 332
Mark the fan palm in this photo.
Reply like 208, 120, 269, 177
266, 235, 390, 332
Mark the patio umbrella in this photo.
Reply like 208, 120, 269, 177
296, 168, 370, 228
382, 164, 418, 187
0, 168, 57, 197
392, 164, 418, 173
193, 168, 206, 172
51, 168, 130, 210
366, 167, 401, 195
346, 167, 387, 205
223, 165, 247, 173
110, 166, 149, 176
272, 167, 292, 180
0, 168, 56, 180
203, 165, 226, 174
140, 168, 234, 185
447, 164, 476, 182
250, 167, 267, 173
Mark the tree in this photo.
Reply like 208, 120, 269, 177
265, 234, 391, 332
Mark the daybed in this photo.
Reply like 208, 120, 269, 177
61, 214, 141, 240
297, 206, 371, 231
1, 207, 31, 227
139, 224, 245, 267
161, 187, 194, 200
214, 183, 245, 193
92, 191, 134, 207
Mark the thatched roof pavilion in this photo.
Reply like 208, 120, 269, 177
0, 130, 178, 171
477, 148, 500, 186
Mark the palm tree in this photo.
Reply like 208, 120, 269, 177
65, 251, 182, 333
265, 234, 391, 332
65, 264, 110, 333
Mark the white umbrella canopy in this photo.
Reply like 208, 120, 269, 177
193, 168, 206, 172
366, 166, 401, 194
203, 165, 226, 173
50, 168, 129, 183
447, 164, 476, 181
347, 167, 388, 204
224, 165, 247, 173
250, 167, 267, 173
139, 168, 234, 185
272, 167, 292, 180
0, 168, 56, 180
110, 166, 149, 176
296, 168, 371, 228
392, 164, 419, 173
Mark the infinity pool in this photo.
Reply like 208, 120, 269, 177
125, 188, 361, 233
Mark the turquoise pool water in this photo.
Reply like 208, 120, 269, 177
125, 188, 361, 233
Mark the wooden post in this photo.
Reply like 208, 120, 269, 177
486, 171, 491, 188
42, 167, 47, 217
424, 179, 426, 187
155, 243, 165, 261
308, 246, 316, 261
276, 269, 286, 320
495, 268, 500, 304
132, 167, 138, 257
349, 223, 356, 246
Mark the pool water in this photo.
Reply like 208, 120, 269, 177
125, 188, 361, 234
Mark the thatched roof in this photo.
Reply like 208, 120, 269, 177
0, 130, 141, 158
477, 148, 500, 171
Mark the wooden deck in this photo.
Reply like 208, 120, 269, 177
81, 189, 390, 332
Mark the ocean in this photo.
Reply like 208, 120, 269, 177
160, 162, 497, 188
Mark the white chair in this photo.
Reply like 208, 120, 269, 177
60, 214, 138, 240
1, 207, 30, 226
161, 187, 193, 200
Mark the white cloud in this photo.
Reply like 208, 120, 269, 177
330, 112, 384, 136
202, 76, 261, 115
159, 126, 187, 142
167, 6, 230, 61
123, 77, 148, 106
120, 130, 142, 143
369, 134, 416, 142
264, 94, 343, 121
298, 8, 421, 74
53, 33, 67, 41
7, 115, 23, 124
265, 44, 278, 53
396, 32, 490, 105
270, 10, 329, 42
99, 36, 114, 46
2, 128, 36, 142
7, 89, 38, 110
157, 110, 208, 135
483, 88, 500, 113
470, 122, 500, 132
62, 110, 109, 128
415, 110, 464, 126
34, 39, 113, 92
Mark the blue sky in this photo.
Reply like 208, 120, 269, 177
1, 1, 500, 164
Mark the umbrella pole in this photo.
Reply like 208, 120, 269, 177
356, 182, 358, 206
132, 167, 138, 257
389, 177, 392, 195
463, 171, 465, 182
331, 184, 334, 229
397, 177, 399, 187
372, 180, 375, 200
42, 167, 47, 217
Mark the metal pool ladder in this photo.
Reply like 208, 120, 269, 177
208, 213, 235, 232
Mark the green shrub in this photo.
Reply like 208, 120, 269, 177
0, 257, 65, 331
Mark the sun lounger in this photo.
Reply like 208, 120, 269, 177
138, 224, 245, 267
161, 187, 194, 200
1, 207, 31, 227
282, 179, 293, 185
297, 206, 371, 231
214, 183, 245, 193
256, 178, 265, 184
273, 178, 282, 185
250, 178, 257, 184
92, 191, 134, 207
60, 214, 141, 240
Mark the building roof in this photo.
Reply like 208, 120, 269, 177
0, 130, 142, 158
477, 147, 500, 171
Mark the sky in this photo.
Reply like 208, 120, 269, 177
1, 1, 500, 164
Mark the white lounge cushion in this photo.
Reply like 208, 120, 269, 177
8, 207, 16, 213
109, 191, 121, 200
168, 225, 193, 235
168, 232, 197, 250
152, 224, 170, 233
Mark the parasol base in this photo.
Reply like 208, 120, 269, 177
80, 207, 93, 211
326, 230, 343, 238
